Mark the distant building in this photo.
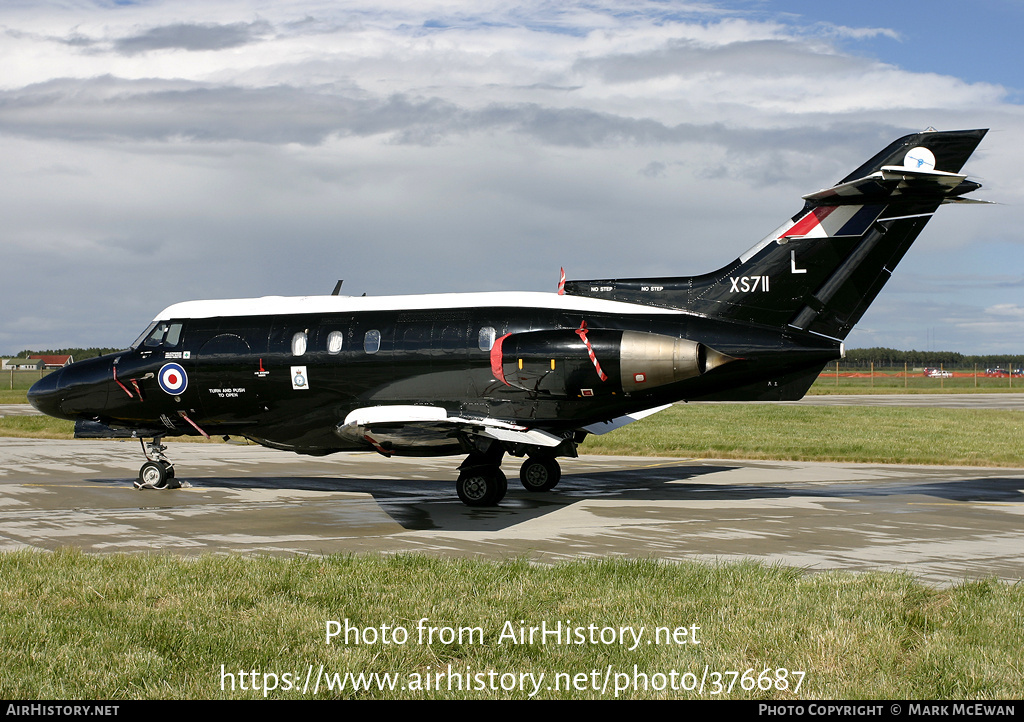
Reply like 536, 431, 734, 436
2, 358, 46, 371
28, 355, 74, 369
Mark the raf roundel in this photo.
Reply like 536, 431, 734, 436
158, 363, 188, 395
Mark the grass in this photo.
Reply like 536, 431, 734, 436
0, 370, 51, 404
0, 415, 75, 439
3, 396, 1023, 467
1, 551, 1022, 700
580, 404, 1024, 467
809, 371, 1024, 395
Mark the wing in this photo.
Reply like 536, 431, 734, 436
336, 405, 564, 457
336, 403, 674, 456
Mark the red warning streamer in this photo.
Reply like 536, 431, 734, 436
177, 410, 210, 439
575, 320, 608, 382
112, 365, 134, 399
557, 267, 565, 295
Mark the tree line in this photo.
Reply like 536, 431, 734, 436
8, 347, 122, 361
842, 347, 1023, 369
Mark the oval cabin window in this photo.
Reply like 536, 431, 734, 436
364, 329, 381, 354
478, 326, 496, 351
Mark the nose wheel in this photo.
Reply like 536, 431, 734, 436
134, 437, 181, 490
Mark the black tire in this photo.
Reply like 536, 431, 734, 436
519, 456, 560, 492
138, 461, 168, 489
457, 467, 505, 507
495, 469, 508, 502
161, 461, 182, 489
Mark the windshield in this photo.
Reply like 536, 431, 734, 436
130, 322, 158, 350
129, 321, 184, 349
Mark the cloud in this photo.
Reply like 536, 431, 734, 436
113, 21, 273, 55
0, 0, 1019, 354
0, 74, 895, 162
985, 304, 1024, 318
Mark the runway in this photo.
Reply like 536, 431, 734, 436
2, 437, 1023, 585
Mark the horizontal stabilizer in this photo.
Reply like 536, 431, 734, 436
802, 168, 967, 203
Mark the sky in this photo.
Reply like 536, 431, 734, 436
2, 0, 1023, 355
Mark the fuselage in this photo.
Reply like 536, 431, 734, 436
28, 290, 841, 456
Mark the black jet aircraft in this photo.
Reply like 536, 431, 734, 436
29, 128, 989, 506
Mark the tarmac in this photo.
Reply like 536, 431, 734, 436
2, 429, 1023, 584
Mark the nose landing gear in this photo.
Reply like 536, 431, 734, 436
133, 437, 181, 490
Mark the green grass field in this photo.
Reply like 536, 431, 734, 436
580, 404, 1024, 467
810, 369, 1024, 394
3, 403, 1022, 467
0, 369, 51, 404
2, 551, 1022, 700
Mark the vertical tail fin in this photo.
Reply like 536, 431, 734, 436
563, 128, 988, 340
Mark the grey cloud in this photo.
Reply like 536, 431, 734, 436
575, 37, 871, 83
0, 77, 488, 146
0, 75, 900, 185
113, 21, 272, 55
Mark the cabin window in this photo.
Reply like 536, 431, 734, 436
478, 326, 496, 351
327, 331, 344, 355
291, 331, 308, 356
364, 329, 381, 354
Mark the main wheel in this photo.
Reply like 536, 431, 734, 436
519, 456, 561, 492
457, 467, 506, 507
138, 461, 169, 489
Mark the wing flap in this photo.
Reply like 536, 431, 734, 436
581, 403, 672, 435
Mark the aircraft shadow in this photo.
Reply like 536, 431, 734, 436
86, 464, 1024, 533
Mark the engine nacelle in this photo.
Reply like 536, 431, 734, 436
491, 328, 733, 397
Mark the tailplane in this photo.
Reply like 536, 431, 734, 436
563, 128, 988, 340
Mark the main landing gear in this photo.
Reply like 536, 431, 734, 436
456, 447, 563, 507
518, 455, 561, 492
133, 437, 181, 490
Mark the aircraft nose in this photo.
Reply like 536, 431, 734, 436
28, 369, 70, 420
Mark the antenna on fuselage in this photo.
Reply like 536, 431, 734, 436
331, 280, 344, 296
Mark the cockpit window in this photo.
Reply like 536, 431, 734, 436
139, 321, 183, 348
131, 322, 158, 349
144, 323, 170, 347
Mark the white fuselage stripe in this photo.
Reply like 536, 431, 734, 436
153, 291, 690, 322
